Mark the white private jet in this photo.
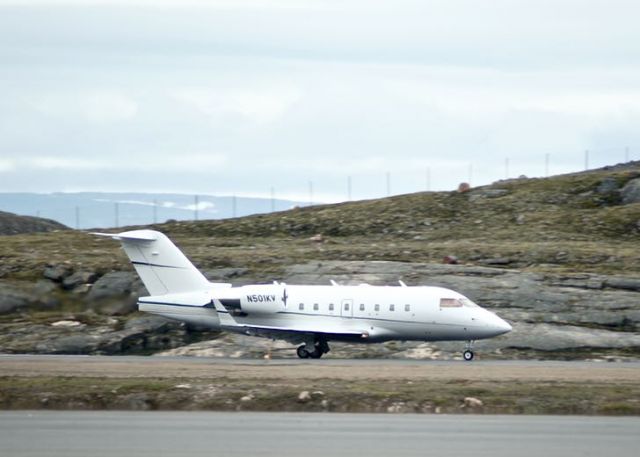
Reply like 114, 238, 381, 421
94, 230, 512, 361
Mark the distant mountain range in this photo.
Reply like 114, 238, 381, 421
0, 192, 308, 229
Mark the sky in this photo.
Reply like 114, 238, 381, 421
1, 0, 639, 202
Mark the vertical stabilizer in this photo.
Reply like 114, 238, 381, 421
93, 230, 210, 296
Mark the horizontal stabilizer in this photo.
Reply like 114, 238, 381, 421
92, 229, 210, 295
91, 231, 157, 242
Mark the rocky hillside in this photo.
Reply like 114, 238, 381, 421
0, 210, 68, 235
0, 163, 639, 359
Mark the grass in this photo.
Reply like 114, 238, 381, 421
1, 376, 638, 415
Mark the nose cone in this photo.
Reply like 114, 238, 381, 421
494, 316, 512, 335
482, 311, 512, 337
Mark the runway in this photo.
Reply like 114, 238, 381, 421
1, 354, 639, 382
1, 411, 639, 457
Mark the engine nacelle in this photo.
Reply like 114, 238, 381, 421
217, 285, 284, 316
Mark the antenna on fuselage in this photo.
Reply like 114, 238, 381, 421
330, 280, 339, 286
273, 281, 280, 285
398, 280, 407, 287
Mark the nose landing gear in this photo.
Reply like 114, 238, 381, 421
462, 340, 475, 361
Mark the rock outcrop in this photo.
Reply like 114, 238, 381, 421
0, 210, 68, 235
1, 260, 639, 358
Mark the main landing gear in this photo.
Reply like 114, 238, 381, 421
296, 340, 330, 359
462, 340, 475, 361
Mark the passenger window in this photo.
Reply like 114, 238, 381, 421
405, 304, 410, 312
359, 303, 365, 311
299, 303, 304, 310
389, 304, 395, 311
374, 304, 380, 312
313, 303, 319, 311
344, 303, 350, 311
329, 303, 334, 311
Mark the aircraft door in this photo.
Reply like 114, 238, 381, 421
341, 299, 354, 318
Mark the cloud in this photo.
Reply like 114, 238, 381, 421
173, 87, 301, 124
0, 0, 333, 9
0, 159, 16, 172
26, 157, 107, 171
1, 0, 640, 199
23, 153, 227, 172
30, 91, 138, 124
183, 201, 216, 212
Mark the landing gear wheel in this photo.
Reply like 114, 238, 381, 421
463, 350, 474, 361
296, 345, 310, 359
309, 347, 323, 359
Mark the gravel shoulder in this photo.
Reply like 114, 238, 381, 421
2, 355, 639, 382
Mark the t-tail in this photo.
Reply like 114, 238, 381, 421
92, 229, 210, 295
92, 230, 222, 327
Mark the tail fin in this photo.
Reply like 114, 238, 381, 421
93, 230, 210, 296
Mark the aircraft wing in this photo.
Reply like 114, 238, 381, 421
230, 322, 369, 343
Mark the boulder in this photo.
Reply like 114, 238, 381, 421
479, 258, 511, 266
463, 397, 483, 408
204, 268, 249, 281
37, 335, 98, 354
50, 320, 84, 328
43, 264, 73, 282
96, 329, 147, 353
86, 271, 134, 301
62, 271, 98, 290
116, 393, 152, 411
0, 285, 32, 314
32, 280, 57, 296
98, 300, 138, 316
621, 177, 640, 204
596, 177, 620, 195
443, 255, 459, 265
605, 277, 640, 292
124, 315, 174, 333
469, 188, 510, 203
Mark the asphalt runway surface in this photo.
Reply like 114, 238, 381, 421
1, 354, 639, 382
1, 411, 639, 457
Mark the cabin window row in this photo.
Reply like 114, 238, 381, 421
297, 303, 411, 312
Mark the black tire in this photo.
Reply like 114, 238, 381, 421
309, 347, 323, 359
463, 350, 474, 361
297, 346, 310, 359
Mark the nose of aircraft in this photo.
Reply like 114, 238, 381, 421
490, 314, 512, 335
494, 316, 512, 335
481, 311, 512, 337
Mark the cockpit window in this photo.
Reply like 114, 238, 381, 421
440, 298, 463, 308
440, 297, 479, 308
459, 298, 479, 308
